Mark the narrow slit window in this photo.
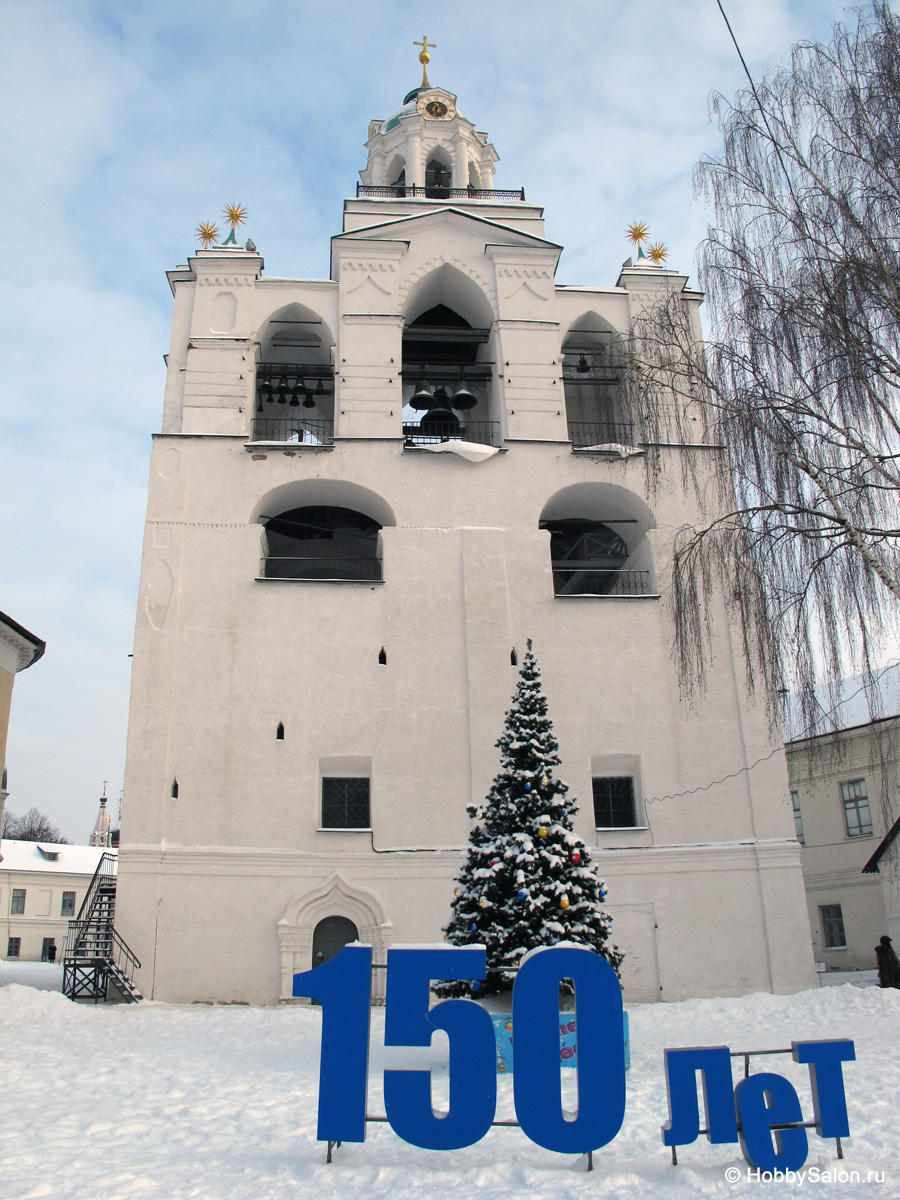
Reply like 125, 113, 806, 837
171, 779, 179, 799
276, 722, 285, 740
378, 647, 387, 665
510, 648, 518, 665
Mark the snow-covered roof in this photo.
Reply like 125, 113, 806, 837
0, 841, 113, 876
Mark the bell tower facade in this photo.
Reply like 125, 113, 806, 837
115, 58, 816, 1005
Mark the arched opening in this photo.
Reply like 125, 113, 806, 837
468, 159, 482, 190
540, 483, 656, 596
312, 915, 359, 969
401, 266, 497, 448
425, 149, 452, 199
561, 313, 633, 449
262, 505, 383, 581
253, 302, 335, 445
387, 154, 406, 195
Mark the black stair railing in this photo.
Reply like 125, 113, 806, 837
62, 851, 142, 1002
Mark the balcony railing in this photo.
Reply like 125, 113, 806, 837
263, 557, 382, 581
403, 420, 501, 447
357, 184, 525, 202
250, 417, 334, 445
568, 421, 636, 449
552, 568, 652, 597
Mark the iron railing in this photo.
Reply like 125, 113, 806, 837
357, 184, 525, 202
568, 421, 636, 449
69, 852, 117, 927
552, 568, 652, 597
250, 417, 334, 444
263, 556, 383, 581
403, 420, 501, 447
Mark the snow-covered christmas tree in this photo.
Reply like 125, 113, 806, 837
437, 640, 622, 997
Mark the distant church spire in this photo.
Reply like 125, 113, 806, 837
90, 782, 112, 848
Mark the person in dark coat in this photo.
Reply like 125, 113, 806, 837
46, 941, 57, 964
875, 935, 900, 988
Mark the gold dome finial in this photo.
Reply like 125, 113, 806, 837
626, 221, 650, 248
196, 220, 220, 249
413, 35, 435, 88
647, 242, 669, 265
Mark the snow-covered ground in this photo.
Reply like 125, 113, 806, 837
0, 965, 896, 1199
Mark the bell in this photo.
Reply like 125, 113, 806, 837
410, 381, 434, 410
315, 380, 325, 395
421, 405, 459, 435
276, 378, 289, 404
450, 384, 477, 410
302, 389, 316, 408
289, 379, 303, 407
576, 355, 591, 374
258, 377, 273, 402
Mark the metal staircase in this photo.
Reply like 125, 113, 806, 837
62, 852, 142, 1003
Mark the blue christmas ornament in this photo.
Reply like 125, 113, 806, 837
517, 889, 527, 900
470, 922, 478, 930
599, 890, 607, 900
524, 782, 532, 791
471, 979, 481, 993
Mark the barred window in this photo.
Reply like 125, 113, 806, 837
791, 791, 804, 843
841, 779, 872, 837
10, 889, 25, 915
592, 777, 637, 828
322, 777, 371, 829
61, 891, 76, 917
820, 904, 846, 949
6, 937, 20, 958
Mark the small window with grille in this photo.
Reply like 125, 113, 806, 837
321, 777, 371, 829
840, 779, 872, 837
61, 891, 76, 917
10, 889, 25, 915
791, 790, 804, 843
592, 777, 637, 828
6, 937, 20, 958
820, 903, 846, 949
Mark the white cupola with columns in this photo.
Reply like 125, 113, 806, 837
360, 37, 499, 193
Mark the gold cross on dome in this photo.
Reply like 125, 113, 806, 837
413, 35, 435, 87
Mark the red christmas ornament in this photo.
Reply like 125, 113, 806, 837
571, 851, 581, 865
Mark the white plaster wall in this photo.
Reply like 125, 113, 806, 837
116, 195, 817, 1005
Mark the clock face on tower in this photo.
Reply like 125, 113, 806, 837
418, 93, 456, 119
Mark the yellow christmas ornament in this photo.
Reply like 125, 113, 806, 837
560, 897, 570, 909
479, 897, 488, 908
538, 827, 548, 837
541, 777, 548, 787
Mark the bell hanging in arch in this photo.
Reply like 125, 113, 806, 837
302, 388, 316, 409
276, 378, 290, 404
410, 381, 434, 410
450, 383, 477, 411
288, 378, 303, 407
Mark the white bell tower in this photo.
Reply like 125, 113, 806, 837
360, 37, 498, 192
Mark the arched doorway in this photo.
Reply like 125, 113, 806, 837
312, 915, 359, 968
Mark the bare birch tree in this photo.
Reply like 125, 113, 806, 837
634, 1, 900, 734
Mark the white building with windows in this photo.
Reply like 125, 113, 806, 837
0, 841, 110, 963
787, 716, 900, 974
115, 68, 817, 1005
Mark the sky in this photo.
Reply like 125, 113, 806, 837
0, 0, 878, 843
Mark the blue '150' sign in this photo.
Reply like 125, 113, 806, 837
293, 944, 855, 1171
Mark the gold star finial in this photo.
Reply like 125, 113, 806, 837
647, 242, 669, 265
222, 203, 247, 231
626, 221, 650, 248
196, 220, 220, 249
413, 35, 435, 88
